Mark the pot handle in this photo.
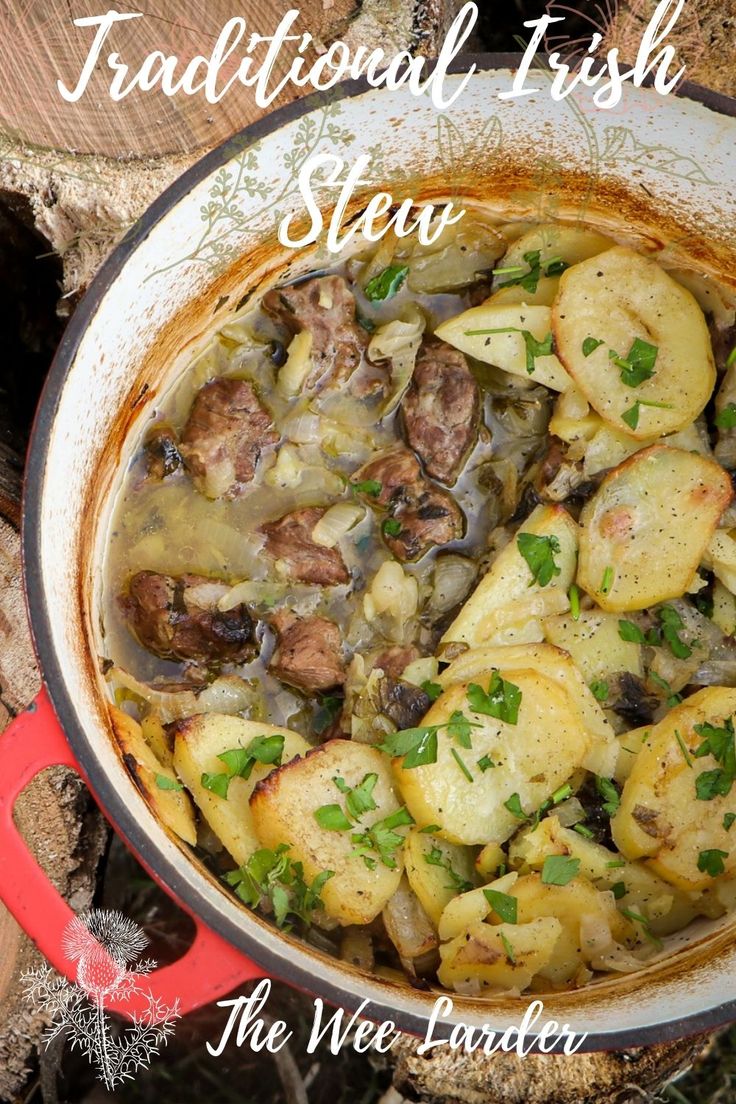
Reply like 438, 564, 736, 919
0, 688, 265, 1019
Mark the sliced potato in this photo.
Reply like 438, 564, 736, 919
403, 828, 476, 926
110, 706, 197, 846
612, 687, 736, 891
712, 579, 736, 636
435, 303, 571, 391
250, 739, 406, 925
438, 642, 618, 777
509, 815, 698, 936
441, 504, 578, 648
577, 446, 732, 612
438, 871, 518, 941
437, 916, 562, 993
614, 725, 651, 785
498, 224, 614, 276
393, 671, 590, 845
488, 276, 560, 308
476, 841, 505, 880
706, 530, 736, 596
553, 246, 716, 439
511, 873, 634, 984
543, 610, 643, 684
140, 713, 173, 768
174, 714, 309, 867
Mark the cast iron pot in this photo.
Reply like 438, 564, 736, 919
2, 58, 736, 1050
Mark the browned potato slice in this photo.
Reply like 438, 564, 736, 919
441, 504, 578, 648
553, 246, 716, 439
543, 610, 643, 684
577, 446, 731, 612
403, 828, 476, 926
173, 714, 309, 867
612, 687, 736, 891
110, 706, 196, 846
393, 672, 590, 845
251, 739, 406, 925
437, 916, 562, 993
499, 224, 615, 275
438, 642, 617, 777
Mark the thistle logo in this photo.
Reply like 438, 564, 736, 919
22, 910, 180, 1090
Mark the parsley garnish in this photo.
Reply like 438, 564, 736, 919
500, 931, 516, 963
621, 399, 673, 430
517, 532, 562, 587
618, 619, 647, 643
201, 734, 286, 798
541, 855, 580, 886
675, 730, 693, 768
727, 346, 736, 370
425, 845, 473, 893
693, 717, 736, 801
314, 804, 353, 831
380, 712, 481, 768
504, 793, 527, 820
715, 404, 736, 430
611, 880, 627, 900
483, 888, 518, 924
724, 812, 736, 832
620, 908, 663, 948
364, 264, 408, 301
351, 806, 414, 869
467, 671, 522, 725
351, 479, 382, 497
582, 337, 604, 357
422, 680, 442, 702
615, 338, 658, 388
493, 249, 568, 294
606, 859, 626, 868
451, 747, 474, 782
658, 605, 692, 659
477, 754, 496, 772
590, 680, 609, 703
574, 823, 595, 839
697, 848, 728, 878
155, 774, 183, 791
596, 776, 620, 817
569, 583, 581, 621
333, 773, 378, 820
648, 670, 683, 708
223, 844, 333, 929
600, 565, 614, 595
382, 517, 402, 537
465, 325, 554, 375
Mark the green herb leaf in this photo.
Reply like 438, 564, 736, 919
620, 907, 663, 948
333, 772, 379, 821
364, 264, 409, 302
465, 326, 554, 376
727, 346, 736, 370
569, 583, 581, 621
541, 854, 580, 886
446, 710, 475, 748
590, 680, 609, 703
621, 398, 673, 430
314, 804, 353, 832
382, 517, 402, 537
500, 931, 516, 962
483, 888, 518, 924
693, 716, 736, 801
425, 845, 473, 892
313, 695, 342, 736
658, 605, 692, 660
201, 771, 231, 798
675, 730, 693, 768
155, 774, 183, 791
697, 848, 728, 878
618, 619, 646, 643
351, 479, 382, 497
218, 734, 285, 782
596, 776, 621, 817
420, 824, 442, 833
223, 844, 334, 930
422, 680, 442, 702
467, 671, 522, 725
351, 806, 414, 869
617, 338, 658, 388
379, 725, 439, 768
714, 403, 736, 430
517, 532, 562, 587
600, 565, 614, 595
451, 746, 474, 782
582, 337, 604, 357
504, 792, 527, 821
696, 769, 734, 801
611, 880, 627, 900
606, 859, 626, 868
648, 670, 683, 708
724, 812, 736, 832
573, 823, 595, 839
477, 754, 495, 772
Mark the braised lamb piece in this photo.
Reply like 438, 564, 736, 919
262, 275, 368, 391
120, 571, 255, 665
353, 447, 464, 561
179, 377, 278, 499
268, 609, 346, 692
261, 507, 350, 586
401, 338, 480, 484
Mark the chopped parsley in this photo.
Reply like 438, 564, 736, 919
714, 403, 736, 430
421, 680, 443, 702
155, 774, 183, 791
600, 565, 615, 595
693, 717, 736, 801
697, 848, 728, 878
333, 772, 379, 820
382, 517, 402, 537
351, 806, 414, 870
351, 478, 382, 497
467, 670, 522, 725
477, 754, 496, 772
724, 812, 736, 832
590, 680, 609, 703
727, 345, 736, 370
500, 932, 516, 963
617, 608, 693, 660
517, 532, 562, 587
541, 854, 580, 886
621, 398, 673, 430
596, 776, 621, 817
465, 325, 554, 375
648, 670, 683, 708
504, 792, 527, 821
314, 804, 353, 832
658, 605, 693, 659
618, 619, 647, 644
611, 880, 627, 900
574, 824, 595, 839
569, 583, 581, 621
201, 734, 285, 798
621, 908, 663, 948
364, 264, 408, 301
582, 336, 604, 357
223, 844, 334, 929
493, 249, 567, 294
615, 338, 658, 388
606, 859, 626, 868
675, 730, 693, 768
451, 747, 474, 783
483, 888, 518, 924
425, 845, 473, 893
379, 711, 481, 768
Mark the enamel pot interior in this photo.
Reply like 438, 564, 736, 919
23, 61, 736, 1048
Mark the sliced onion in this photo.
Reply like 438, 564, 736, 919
367, 305, 426, 416
217, 581, 289, 611
277, 331, 313, 397
382, 878, 438, 971
402, 656, 439, 688
311, 502, 365, 548
108, 668, 254, 724
428, 555, 477, 615
182, 581, 229, 608
364, 561, 419, 622
554, 797, 586, 828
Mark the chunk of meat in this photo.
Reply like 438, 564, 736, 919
269, 609, 345, 692
262, 275, 368, 391
179, 377, 278, 499
372, 645, 421, 679
261, 507, 350, 586
401, 338, 480, 484
144, 425, 183, 480
120, 571, 255, 665
352, 447, 465, 562
376, 677, 431, 730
